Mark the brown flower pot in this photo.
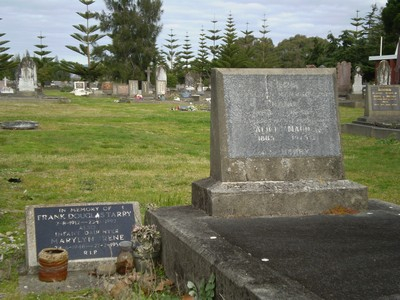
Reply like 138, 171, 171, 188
38, 248, 68, 282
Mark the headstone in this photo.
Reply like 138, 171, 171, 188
145, 66, 152, 84
115, 84, 129, 96
155, 65, 167, 96
73, 81, 91, 96
192, 68, 368, 217
337, 61, 352, 96
142, 81, 149, 95
363, 85, 400, 124
352, 66, 363, 94
25, 202, 141, 273
102, 81, 113, 95
74, 81, 86, 90
196, 82, 205, 95
185, 72, 195, 90
16, 56, 37, 93
129, 80, 139, 96
377, 60, 390, 85
0, 76, 14, 94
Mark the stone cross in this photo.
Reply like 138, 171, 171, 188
146, 67, 152, 84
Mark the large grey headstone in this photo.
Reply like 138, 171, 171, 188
192, 68, 368, 217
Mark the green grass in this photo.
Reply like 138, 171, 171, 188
0, 92, 399, 298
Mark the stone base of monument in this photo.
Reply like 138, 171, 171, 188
17, 91, 39, 97
339, 95, 365, 108
192, 177, 368, 217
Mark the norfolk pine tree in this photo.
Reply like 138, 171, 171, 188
61, 0, 105, 82
0, 19, 18, 77
33, 33, 55, 87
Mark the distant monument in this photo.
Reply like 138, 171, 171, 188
352, 66, 363, 95
16, 56, 37, 94
337, 61, 352, 97
192, 68, 368, 217
0, 77, 14, 94
376, 60, 390, 85
155, 65, 167, 98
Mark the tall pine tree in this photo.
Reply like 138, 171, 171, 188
0, 19, 18, 76
61, 0, 105, 82
163, 29, 180, 70
206, 18, 222, 60
99, 0, 163, 82
213, 13, 249, 67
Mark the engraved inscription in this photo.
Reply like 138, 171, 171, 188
225, 73, 340, 158
34, 204, 136, 260
370, 86, 400, 111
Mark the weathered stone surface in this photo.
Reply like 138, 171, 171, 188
193, 68, 368, 217
209, 68, 343, 183
192, 177, 368, 217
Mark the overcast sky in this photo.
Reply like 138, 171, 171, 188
1, 0, 387, 64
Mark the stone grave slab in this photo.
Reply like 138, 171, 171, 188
192, 68, 368, 217
25, 202, 141, 274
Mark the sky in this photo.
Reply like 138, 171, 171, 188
0, 0, 388, 64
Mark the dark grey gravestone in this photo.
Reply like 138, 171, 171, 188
365, 85, 400, 122
25, 202, 141, 274
192, 68, 368, 217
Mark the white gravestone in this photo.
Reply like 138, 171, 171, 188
17, 57, 37, 92
377, 60, 390, 85
352, 66, 363, 94
156, 65, 167, 96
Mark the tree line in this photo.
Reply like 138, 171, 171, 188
0, 0, 399, 87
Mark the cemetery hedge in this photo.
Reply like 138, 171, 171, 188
0, 92, 399, 298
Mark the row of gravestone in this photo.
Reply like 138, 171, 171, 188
337, 60, 393, 97
5, 56, 375, 99
22, 67, 400, 282
25, 67, 372, 274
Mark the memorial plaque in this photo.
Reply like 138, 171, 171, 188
370, 86, 400, 111
25, 202, 141, 272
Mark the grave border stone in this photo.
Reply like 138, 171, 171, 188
25, 202, 141, 274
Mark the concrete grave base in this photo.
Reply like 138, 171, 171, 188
146, 206, 321, 300
146, 200, 400, 300
192, 177, 368, 217
341, 123, 400, 140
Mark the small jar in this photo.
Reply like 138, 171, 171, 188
116, 241, 134, 275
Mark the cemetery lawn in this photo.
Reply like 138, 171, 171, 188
0, 93, 399, 298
